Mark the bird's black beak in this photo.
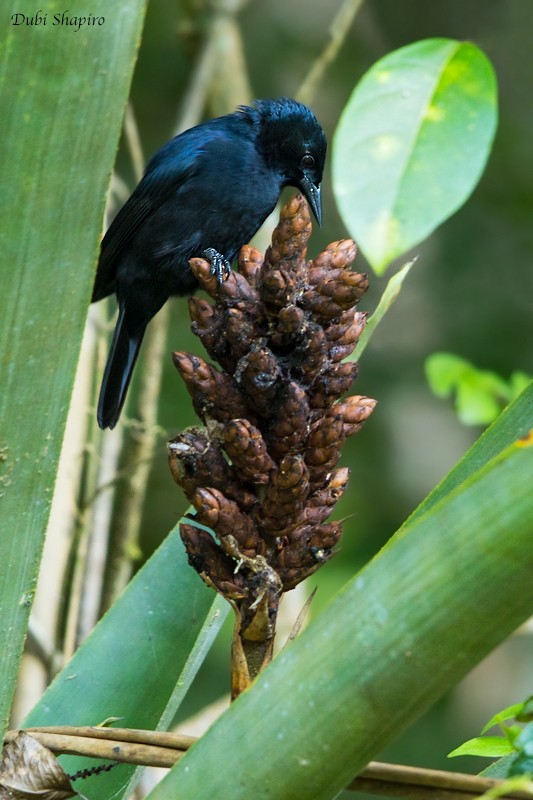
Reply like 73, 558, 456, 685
299, 175, 322, 226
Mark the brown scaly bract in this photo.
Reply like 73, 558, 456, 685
168, 194, 376, 691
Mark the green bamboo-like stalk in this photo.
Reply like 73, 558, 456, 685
0, 0, 147, 734
146, 433, 533, 800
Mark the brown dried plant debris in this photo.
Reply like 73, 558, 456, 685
168, 194, 376, 689
0, 732, 76, 800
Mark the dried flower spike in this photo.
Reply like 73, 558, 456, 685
168, 194, 376, 696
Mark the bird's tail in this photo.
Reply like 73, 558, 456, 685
97, 306, 144, 430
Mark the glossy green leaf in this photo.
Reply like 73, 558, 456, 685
333, 39, 498, 273
146, 432, 533, 799
448, 737, 514, 759
0, 0, 147, 734
24, 523, 228, 800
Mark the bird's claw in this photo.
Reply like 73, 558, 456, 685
203, 248, 231, 284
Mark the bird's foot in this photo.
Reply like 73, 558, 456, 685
203, 248, 231, 284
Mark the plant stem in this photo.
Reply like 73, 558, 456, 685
5, 727, 527, 800
297, 0, 365, 105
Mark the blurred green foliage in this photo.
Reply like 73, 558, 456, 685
426, 352, 531, 425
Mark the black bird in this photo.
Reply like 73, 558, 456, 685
92, 97, 327, 429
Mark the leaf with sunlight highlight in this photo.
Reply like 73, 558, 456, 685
332, 39, 498, 273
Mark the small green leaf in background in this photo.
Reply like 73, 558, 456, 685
425, 353, 532, 425
484, 722, 533, 778
451, 696, 533, 779
448, 736, 514, 759
332, 38, 498, 273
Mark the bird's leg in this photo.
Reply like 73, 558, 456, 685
203, 248, 232, 284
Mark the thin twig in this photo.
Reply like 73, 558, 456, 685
4, 728, 530, 799
25, 618, 56, 672
78, 424, 124, 637
124, 103, 145, 182
98, 99, 153, 608
297, 0, 365, 106
174, 0, 252, 134
284, 587, 317, 646
348, 761, 531, 800
174, 34, 219, 135
100, 308, 169, 611
205, 14, 253, 117
252, 1, 363, 253
173, 0, 250, 132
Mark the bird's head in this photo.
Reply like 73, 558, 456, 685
250, 98, 327, 225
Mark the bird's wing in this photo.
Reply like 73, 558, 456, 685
92, 131, 211, 302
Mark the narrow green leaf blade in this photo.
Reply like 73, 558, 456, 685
0, 0, 147, 734
350, 258, 415, 360
481, 702, 527, 734
146, 440, 533, 800
333, 38, 498, 273
448, 737, 514, 759
24, 524, 227, 800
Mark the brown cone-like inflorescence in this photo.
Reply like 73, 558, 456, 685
168, 194, 375, 692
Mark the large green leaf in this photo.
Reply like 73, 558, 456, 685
146, 402, 533, 799
332, 39, 498, 273
24, 523, 227, 800
0, 1, 147, 733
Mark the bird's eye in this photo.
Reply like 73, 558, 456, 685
300, 154, 315, 168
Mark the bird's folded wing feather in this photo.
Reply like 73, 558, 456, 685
91, 132, 208, 301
